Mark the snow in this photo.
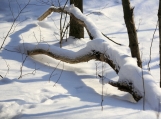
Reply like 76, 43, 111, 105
0, 0, 161, 119
63, 4, 104, 39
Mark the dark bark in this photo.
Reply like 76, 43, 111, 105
69, 0, 84, 38
0, 75, 3, 78
158, 0, 161, 87
27, 49, 119, 74
122, 0, 142, 68
98, 75, 142, 102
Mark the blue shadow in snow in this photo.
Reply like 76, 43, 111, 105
106, 28, 159, 36
0, 21, 144, 119
1, 24, 37, 62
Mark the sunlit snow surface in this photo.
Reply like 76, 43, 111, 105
0, 0, 160, 119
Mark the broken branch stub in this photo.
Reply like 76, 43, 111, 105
98, 75, 142, 102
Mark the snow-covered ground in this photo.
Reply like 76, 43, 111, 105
0, 0, 160, 119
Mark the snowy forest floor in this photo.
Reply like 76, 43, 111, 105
0, 0, 160, 119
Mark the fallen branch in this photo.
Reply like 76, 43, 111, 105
24, 5, 161, 109
27, 47, 144, 101
28, 5, 141, 102
27, 49, 119, 73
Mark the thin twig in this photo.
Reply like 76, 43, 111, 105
58, 0, 62, 47
101, 61, 104, 111
141, 51, 145, 110
95, 62, 98, 78
85, 3, 109, 16
53, 62, 64, 87
33, 31, 39, 43
3, 59, 10, 77
0, 75, 3, 79
62, 12, 68, 34
102, 33, 123, 46
136, 19, 142, 32
16, 0, 21, 10
49, 61, 61, 82
8, 0, 15, 20
51, 18, 60, 30
18, 55, 28, 79
60, 11, 63, 47
0, 0, 31, 50
20, 68, 39, 77
36, 0, 52, 6
62, 22, 70, 39
66, 23, 69, 41
21, 62, 40, 77
156, 100, 161, 119
59, 0, 69, 47
18, 35, 28, 79
2, 47, 23, 54
148, 21, 158, 71
38, 25, 42, 42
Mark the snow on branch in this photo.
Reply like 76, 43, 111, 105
38, 6, 93, 39
98, 75, 142, 102
27, 45, 118, 73
24, 4, 161, 111
38, 5, 122, 45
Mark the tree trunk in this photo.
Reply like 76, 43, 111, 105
158, 0, 161, 87
122, 0, 142, 68
69, 0, 84, 38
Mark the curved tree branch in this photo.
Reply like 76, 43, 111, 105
30, 5, 144, 102
38, 7, 93, 39
27, 47, 144, 101
27, 49, 119, 73
38, 6, 123, 43
28, 48, 142, 101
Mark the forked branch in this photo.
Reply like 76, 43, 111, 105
29, 5, 144, 102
